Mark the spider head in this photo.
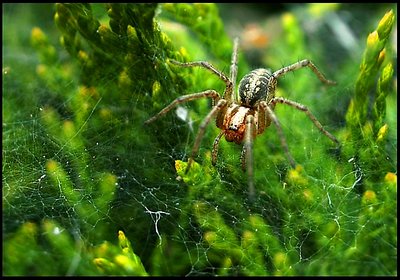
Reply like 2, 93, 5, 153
238, 68, 276, 107
218, 105, 256, 145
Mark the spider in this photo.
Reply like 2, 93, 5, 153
145, 37, 339, 199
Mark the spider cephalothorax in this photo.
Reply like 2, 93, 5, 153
145, 37, 339, 199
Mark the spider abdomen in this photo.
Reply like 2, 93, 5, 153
238, 68, 275, 107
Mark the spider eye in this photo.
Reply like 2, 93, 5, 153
229, 124, 238, 131
238, 69, 272, 106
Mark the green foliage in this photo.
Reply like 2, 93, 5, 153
162, 3, 232, 61
92, 230, 148, 275
345, 10, 394, 138
3, 3, 397, 276
344, 9, 396, 181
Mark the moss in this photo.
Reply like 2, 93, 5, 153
3, 3, 397, 276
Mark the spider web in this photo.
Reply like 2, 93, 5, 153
3, 3, 397, 276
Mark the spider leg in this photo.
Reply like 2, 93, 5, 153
244, 114, 256, 201
270, 97, 340, 146
169, 60, 232, 92
272, 59, 336, 85
144, 90, 220, 124
260, 101, 297, 168
240, 146, 247, 171
186, 99, 227, 173
212, 131, 224, 166
229, 37, 239, 101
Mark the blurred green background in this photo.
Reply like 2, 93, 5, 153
3, 3, 397, 276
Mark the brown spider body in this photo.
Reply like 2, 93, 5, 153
217, 105, 258, 144
145, 37, 339, 199
216, 68, 277, 145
